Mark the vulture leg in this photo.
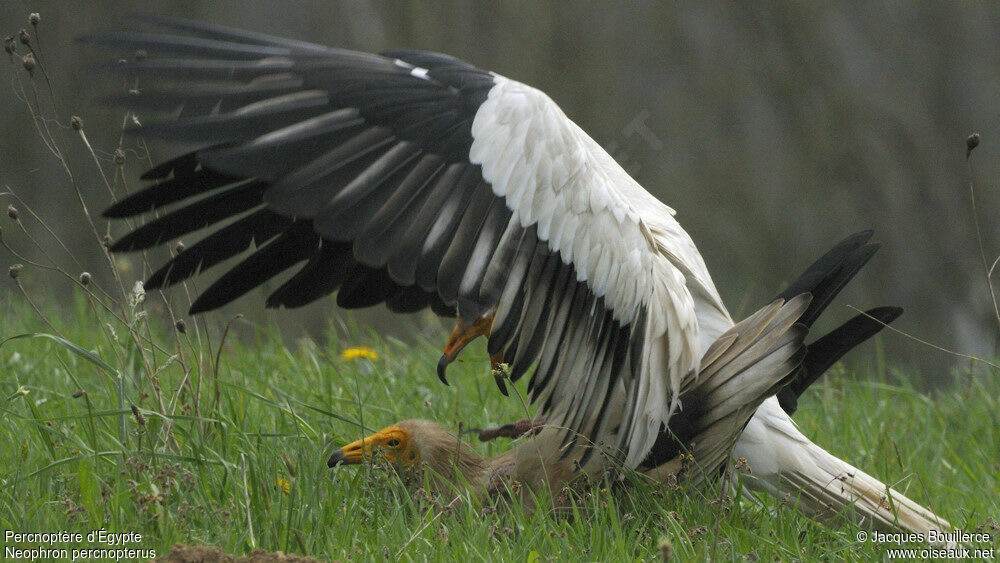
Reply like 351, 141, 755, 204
475, 417, 547, 442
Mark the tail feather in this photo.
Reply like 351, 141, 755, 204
735, 400, 952, 546
641, 295, 810, 484
781, 462, 950, 539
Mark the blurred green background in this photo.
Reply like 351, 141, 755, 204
2, 1, 998, 384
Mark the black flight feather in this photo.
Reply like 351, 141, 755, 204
110, 179, 268, 252
145, 208, 292, 289
265, 239, 355, 309
188, 221, 317, 314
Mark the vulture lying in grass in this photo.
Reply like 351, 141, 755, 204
85, 16, 950, 539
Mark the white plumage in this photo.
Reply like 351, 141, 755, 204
736, 398, 952, 540
471, 74, 720, 464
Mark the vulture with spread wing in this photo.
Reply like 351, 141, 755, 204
85, 17, 950, 539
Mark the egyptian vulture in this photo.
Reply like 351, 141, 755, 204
84, 16, 950, 539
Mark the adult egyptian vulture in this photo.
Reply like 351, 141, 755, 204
84, 16, 950, 538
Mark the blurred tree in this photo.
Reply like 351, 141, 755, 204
2, 1, 997, 383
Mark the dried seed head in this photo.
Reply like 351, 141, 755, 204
491, 362, 511, 379
131, 404, 147, 426
7, 204, 18, 221
282, 452, 297, 478
22, 53, 35, 72
734, 456, 751, 472
3, 35, 15, 54
79, 271, 91, 285
658, 537, 673, 562
175, 241, 185, 253
70, 115, 83, 130
72, 390, 85, 399
174, 319, 186, 334
967, 132, 980, 156
131, 280, 146, 306
18, 29, 29, 46
9, 264, 23, 279
113, 149, 126, 166
687, 525, 708, 538
29, 13, 40, 26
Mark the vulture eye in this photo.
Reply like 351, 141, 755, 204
386, 439, 401, 448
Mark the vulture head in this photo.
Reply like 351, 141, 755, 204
328, 419, 490, 494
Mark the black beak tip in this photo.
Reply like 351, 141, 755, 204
327, 450, 346, 468
436, 355, 451, 385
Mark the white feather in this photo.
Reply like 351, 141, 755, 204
469, 74, 714, 466
735, 399, 952, 542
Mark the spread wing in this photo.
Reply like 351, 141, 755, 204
83, 16, 715, 467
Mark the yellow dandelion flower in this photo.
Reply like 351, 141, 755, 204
340, 346, 378, 361
275, 477, 290, 496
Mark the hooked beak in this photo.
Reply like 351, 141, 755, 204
327, 449, 350, 467
327, 440, 365, 467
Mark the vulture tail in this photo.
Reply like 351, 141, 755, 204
640, 294, 811, 484
736, 401, 953, 544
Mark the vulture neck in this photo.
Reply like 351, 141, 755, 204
422, 441, 576, 501
401, 421, 578, 500
404, 420, 491, 494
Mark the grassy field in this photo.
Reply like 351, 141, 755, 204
0, 293, 997, 562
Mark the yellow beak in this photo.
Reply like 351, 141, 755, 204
327, 437, 367, 467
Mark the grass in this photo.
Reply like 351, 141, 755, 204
0, 294, 998, 561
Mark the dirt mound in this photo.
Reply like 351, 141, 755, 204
157, 544, 325, 563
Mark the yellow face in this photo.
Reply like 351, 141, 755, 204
327, 425, 419, 468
